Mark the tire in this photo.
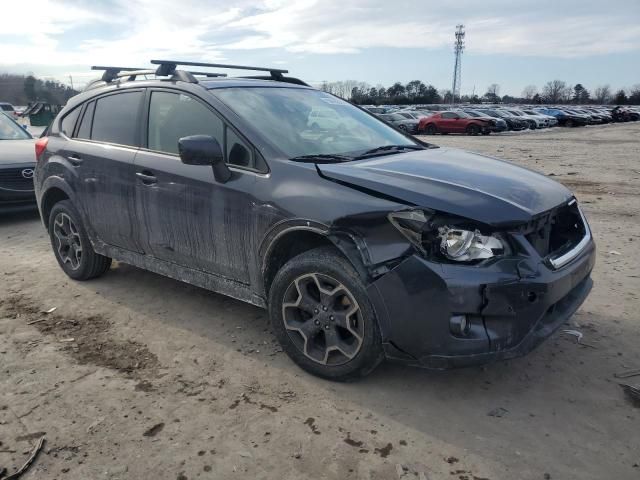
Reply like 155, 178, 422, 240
424, 124, 437, 135
466, 124, 480, 135
565, 119, 574, 128
268, 246, 384, 381
48, 200, 112, 281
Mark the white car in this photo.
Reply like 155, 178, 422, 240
0, 102, 19, 120
504, 109, 550, 129
523, 109, 558, 127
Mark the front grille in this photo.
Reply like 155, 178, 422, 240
525, 201, 586, 261
0, 168, 35, 191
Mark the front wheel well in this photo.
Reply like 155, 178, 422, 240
263, 230, 335, 296
41, 187, 69, 229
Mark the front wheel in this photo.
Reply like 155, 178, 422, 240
268, 247, 384, 381
48, 200, 112, 280
466, 124, 480, 135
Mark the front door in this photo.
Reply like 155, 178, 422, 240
134, 89, 257, 283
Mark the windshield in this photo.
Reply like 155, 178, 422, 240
212, 87, 416, 159
0, 113, 31, 140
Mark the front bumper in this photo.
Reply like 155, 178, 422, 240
368, 237, 595, 369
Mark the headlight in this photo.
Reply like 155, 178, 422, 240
438, 227, 503, 261
388, 209, 506, 263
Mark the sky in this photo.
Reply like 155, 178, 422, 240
1, 0, 639, 95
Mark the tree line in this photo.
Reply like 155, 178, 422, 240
320, 79, 640, 105
0, 73, 78, 105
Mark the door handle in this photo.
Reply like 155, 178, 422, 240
67, 154, 83, 166
136, 171, 157, 185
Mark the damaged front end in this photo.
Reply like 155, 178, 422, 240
360, 199, 596, 368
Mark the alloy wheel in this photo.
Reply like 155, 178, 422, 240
282, 273, 364, 366
53, 212, 83, 270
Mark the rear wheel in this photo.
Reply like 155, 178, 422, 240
48, 200, 112, 280
269, 247, 383, 381
565, 119, 574, 127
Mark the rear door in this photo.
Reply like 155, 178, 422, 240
134, 89, 258, 283
68, 90, 144, 252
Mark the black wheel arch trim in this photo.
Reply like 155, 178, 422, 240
37, 176, 77, 228
259, 219, 377, 293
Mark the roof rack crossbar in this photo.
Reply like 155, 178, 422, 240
150, 60, 288, 78
91, 66, 147, 82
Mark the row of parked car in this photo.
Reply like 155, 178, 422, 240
365, 104, 640, 135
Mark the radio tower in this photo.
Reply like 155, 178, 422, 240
451, 24, 465, 105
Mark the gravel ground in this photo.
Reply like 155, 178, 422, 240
1, 123, 639, 480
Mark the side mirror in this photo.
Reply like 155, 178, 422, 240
178, 135, 231, 183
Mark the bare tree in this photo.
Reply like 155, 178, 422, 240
522, 85, 538, 100
593, 85, 612, 104
483, 83, 500, 103
542, 80, 567, 104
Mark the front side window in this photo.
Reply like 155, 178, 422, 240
148, 91, 223, 155
212, 87, 416, 159
441, 112, 457, 119
91, 91, 143, 147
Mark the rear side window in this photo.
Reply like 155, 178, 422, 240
76, 101, 95, 139
147, 91, 223, 155
60, 107, 81, 137
91, 91, 143, 147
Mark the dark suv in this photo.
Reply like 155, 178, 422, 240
34, 61, 595, 380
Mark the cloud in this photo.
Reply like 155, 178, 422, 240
1, 0, 639, 77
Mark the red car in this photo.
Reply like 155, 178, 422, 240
418, 111, 493, 135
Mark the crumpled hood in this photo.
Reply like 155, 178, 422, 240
0, 139, 36, 166
317, 147, 573, 226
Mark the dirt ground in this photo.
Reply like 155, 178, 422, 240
1, 123, 639, 480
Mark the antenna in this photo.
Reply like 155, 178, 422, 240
451, 24, 465, 105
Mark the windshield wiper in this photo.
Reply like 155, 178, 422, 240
289, 153, 353, 163
354, 144, 424, 160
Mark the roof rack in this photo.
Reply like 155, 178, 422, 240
150, 59, 288, 80
85, 60, 306, 92
91, 66, 148, 82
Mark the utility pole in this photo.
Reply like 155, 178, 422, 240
451, 24, 465, 105
69, 75, 74, 91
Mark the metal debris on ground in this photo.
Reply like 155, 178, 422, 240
562, 329, 597, 348
620, 384, 640, 408
4, 436, 45, 480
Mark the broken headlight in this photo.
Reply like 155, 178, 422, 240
388, 209, 506, 263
